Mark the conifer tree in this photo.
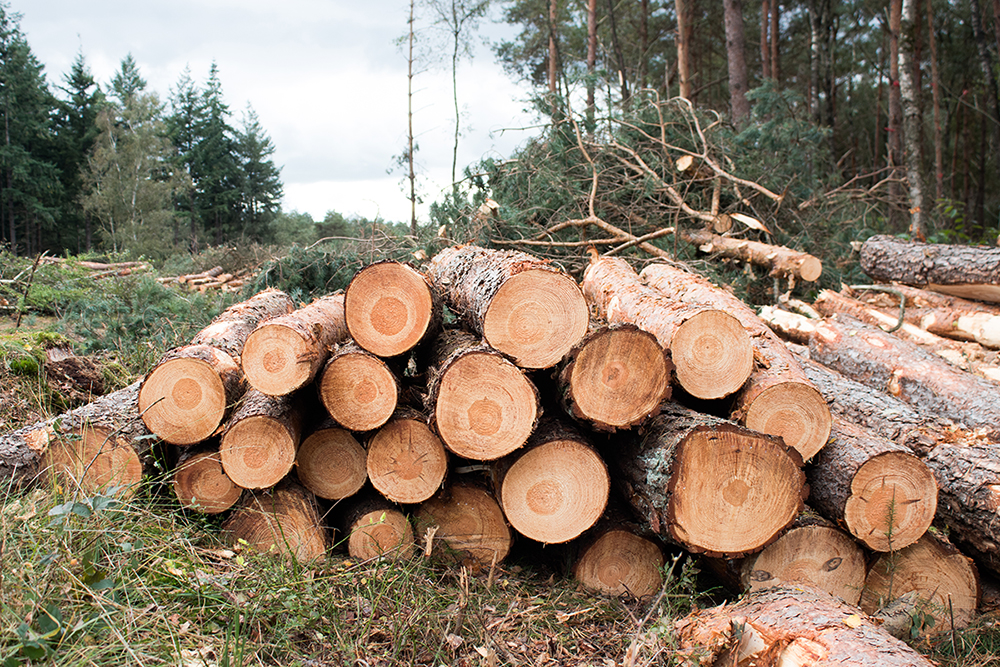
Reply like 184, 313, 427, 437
235, 104, 282, 240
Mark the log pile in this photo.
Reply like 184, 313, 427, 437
4, 239, 998, 655
157, 265, 255, 293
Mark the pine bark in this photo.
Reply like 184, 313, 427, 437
899, 0, 926, 239
723, 0, 751, 126
366, 408, 448, 505
317, 341, 398, 433
679, 227, 823, 282
219, 389, 302, 490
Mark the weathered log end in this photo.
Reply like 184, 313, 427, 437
172, 448, 242, 514
415, 482, 512, 565
341, 496, 415, 561
41, 425, 144, 496
296, 425, 367, 501
573, 528, 665, 598
367, 415, 448, 504
222, 482, 328, 564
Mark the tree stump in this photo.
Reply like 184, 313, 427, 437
296, 419, 367, 501
414, 481, 512, 565
220, 389, 302, 489
317, 342, 398, 432
367, 409, 448, 504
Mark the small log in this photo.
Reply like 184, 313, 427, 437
295, 419, 367, 501
492, 419, 609, 544
807, 417, 938, 552
367, 409, 448, 504
679, 227, 823, 282
172, 445, 242, 514
860, 234, 1000, 302
556, 324, 671, 431
641, 262, 832, 460
344, 260, 442, 358
860, 532, 981, 634
317, 342, 398, 432
222, 480, 327, 563
572, 524, 665, 599
139, 288, 295, 445
425, 329, 539, 461
674, 584, 938, 667
242, 293, 349, 396
581, 256, 753, 400
610, 402, 806, 558
426, 244, 590, 369
415, 480, 512, 565
338, 491, 414, 561
219, 389, 302, 490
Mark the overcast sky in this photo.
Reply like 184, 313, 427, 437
16, 0, 540, 224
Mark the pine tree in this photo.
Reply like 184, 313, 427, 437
166, 66, 206, 250
234, 104, 282, 241
195, 62, 240, 245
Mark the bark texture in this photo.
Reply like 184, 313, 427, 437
680, 228, 823, 282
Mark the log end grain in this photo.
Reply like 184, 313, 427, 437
296, 427, 367, 500
172, 450, 242, 514
346, 507, 415, 561
483, 269, 589, 369
415, 483, 512, 565
345, 261, 436, 358
318, 351, 398, 432
744, 381, 832, 461
41, 426, 143, 496
573, 529, 665, 598
242, 324, 317, 396
222, 484, 327, 564
367, 417, 448, 504
798, 255, 823, 282
220, 416, 297, 489
139, 352, 232, 445
671, 309, 754, 399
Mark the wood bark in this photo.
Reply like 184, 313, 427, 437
425, 329, 539, 461
44, 346, 104, 402
296, 418, 367, 501
899, 0, 927, 239
172, 444, 242, 514
219, 389, 302, 490
426, 245, 590, 369
860, 234, 1000, 302
556, 324, 671, 431
581, 256, 754, 401
492, 419, 608, 545
366, 408, 448, 505
344, 260, 442, 358
679, 227, 823, 282
338, 491, 414, 561
641, 262, 831, 460
674, 584, 938, 667
807, 417, 937, 552
221, 480, 327, 563
242, 293, 349, 396
723, 0, 750, 126
317, 341, 398, 433
675, 0, 692, 98
610, 402, 806, 558
415, 479, 512, 566
572, 524, 665, 598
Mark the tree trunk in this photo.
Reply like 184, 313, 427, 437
807, 417, 937, 552
674, 584, 938, 666
219, 389, 302, 490
426, 245, 589, 369
222, 480, 327, 563
899, 0, 927, 239
425, 329, 539, 461
172, 445, 243, 514
415, 480, 512, 566
760, 0, 771, 79
609, 402, 805, 558
492, 418, 608, 545
927, 0, 945, 203
557, 324, 671, 432
296, 418, 367, 501
586, 0, 597, 131
572, 523, 665, 598
970, 0, 1000, 171
723, 0, 751, 126
345, 260, 441, 358
641, 263, 831, 460
582, 256, 754, 401
605, 0, 629, 103
548, 0, 559, 99
317, 341, 398, 433
675, 0, 692, 99
338, 491, 414, 561
888, 0, 905, 227
680, 227, 823, 282
242, 293, 348, 396
770, 0, 780, 83
367, 408, 448, 505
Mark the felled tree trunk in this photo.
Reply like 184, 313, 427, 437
219, 389, 302, 490
860, 234, 1000, 302
295, 418, 367, 501
572, 522, 666, 599
641, 262, 831, 460
242, 293, 349, 396
366, 408, 448, 505
172, 444, 242, 514
674, 584, 938, 667
337, 491, 414, 561
557, 324, 671, 431
609, 402, 806, 558
426, 245, 590, 369
316, 341, 398, 433
679, 227, 823, 282
222, 480, 327, 563
344, 260, 441, 358
139, 288, 294, 445
807, 417, 938, 552
414, 479, 512, 566
581, 255, 753, 401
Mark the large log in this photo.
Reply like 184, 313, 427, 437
344, 260, 442, 358
807, 417, 937, 552
219, 389, 302, 490
426, 245, 590, 369
610, 402, 806, 558
581, 256, 754, 401
860, 234, 1000, 302
366, 408, 448, 505
295, 419, 368, 501
556, 324, 671, 431
674, 584, 938, 667
221, 480, 327, 563
641, 262, 832, 460
139, 288, 295, 445
241, 293, 349, 396
414, 480, 512, 566
680, 227, 823, 282
316, 341, 398, 433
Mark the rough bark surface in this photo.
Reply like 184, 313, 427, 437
680, 227, 823, 281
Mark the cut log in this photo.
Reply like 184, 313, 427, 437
222, 480, 327, 563
860, 532, 981, 634
556, 324, 671, 431
317, 341, 398, 432
610, 402, 806, 558
425, 329, 538, 461
242, 293, 349, 396
807, 417, 937, 552
492, 419, 609, 544
219, 389, 302, 490
679, 227, 823, 282
296, 419, 368, 500
366, 409, 448, 504
344, 260, 442, 358
641, 262, 832, 460
860, 234, 1000, 302
581, 256, 753, 400
414, 480, 512, 565
572, 525, 665, 598
139, 288, 294, 445
674, 583, 938, 667
172, 445, 242, 514
338, 491, 415, 561
426, 245, 590, 369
